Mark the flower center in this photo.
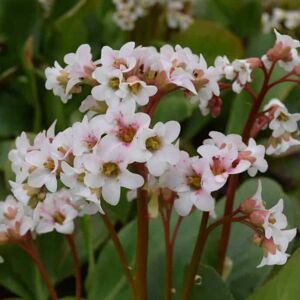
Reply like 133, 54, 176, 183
102, 162, 120, 177
277, 112, 289, 122
118, 125, 137, 143
43, 158, 55, 171
146, 136, 161, 152
85, 134, 98, 150
77, 172, 86, 183
187, 173, 202, 190
211, 156, 225, 176
53, 212, 65, 225
109, 77, 120, 90
128, 82, 141, 94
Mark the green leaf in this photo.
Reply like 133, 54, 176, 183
153, 91, 193, 123
203, 0, 262, 38
88, 211, 234, 300
169, 19, 243, 64
190, 265, 234, 300
0, 91, 33, 138
247, 248, 300, 300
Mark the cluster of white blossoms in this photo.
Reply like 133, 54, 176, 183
2, 30, 300, 268
112, 0, 194, 31
263, 99, 300, 155
239, 181, 296, 267
262, 8, 300, 34
161, 131, 267, 216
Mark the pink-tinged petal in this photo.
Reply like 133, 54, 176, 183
164, 121, 181, 143
28, 169, 49, 188
119, 171, 144, 189
46, 175, 57, 193
147, 156, 167, 177
56, 221, 74, 234
84, 173, 104, 188
26, 151, 47, 167
36, 221, 54, 234
174, 194, 193, 216
102, 181, 121, 205
192, 191, 215, 212
230, 160, 251, 174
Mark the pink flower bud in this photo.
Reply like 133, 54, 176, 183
249, 210, 268, 226
266, 42, 292, 63
247, 58, 262, 69
240, 198, 258, 214
252, 232, 263, 246
293, 64, 300, 76
208, 96, 223, 118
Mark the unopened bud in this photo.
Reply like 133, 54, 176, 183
208, 96, 223, 118
252, 232, 263, 247
293, 64, 300, 76
240, 198, 257, 214
249, 210, 267, 226
247, 57, 262, 69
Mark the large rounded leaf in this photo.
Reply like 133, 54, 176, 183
169, 19, 243, 64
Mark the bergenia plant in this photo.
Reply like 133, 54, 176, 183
2, 28, 300, 300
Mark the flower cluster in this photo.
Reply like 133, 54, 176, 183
4, 30, 300, 269
262, 8, 300, 34
239, 181, 296, 267
263, 99, 300, 155
112, 0, 194, 31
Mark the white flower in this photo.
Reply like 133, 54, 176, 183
269, 105, 300, 138
161, 151, 216, 216
34, 192, 78, 234
45, 62, 71, 103
198, 131, 253, 187
225, 59, 253, 94
103, 100, 150, 162
119, 76, 157, 106
100, 42, 137, 72
266, 133, 300, 155
60, 157, 104, 213
8, 132, 32, 183
83, 138, 144, 205
240, 138, 268, 177
0, 196, 33, 239
25, 140, 59, 193
64, 44, 97, 94
262, 30, 300, 71
92, 67, 125, 106
137, 121, 181, 176
72, 116, 107, 156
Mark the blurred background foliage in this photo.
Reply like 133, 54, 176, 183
1, 0, 300, 299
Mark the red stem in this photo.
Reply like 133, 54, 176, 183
101, 214, 136, 299
180, 212, 210, 300
218, 61, 277, 274
65, 234, 82, 300
159, 195, 181, 300
19, 238, 58, 300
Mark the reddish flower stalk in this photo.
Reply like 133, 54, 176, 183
18, 236, 58, 300
218, 61, 278, 274
65, 234, 82, 300
101, 214, 136, 299
159, 192, 182, 300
